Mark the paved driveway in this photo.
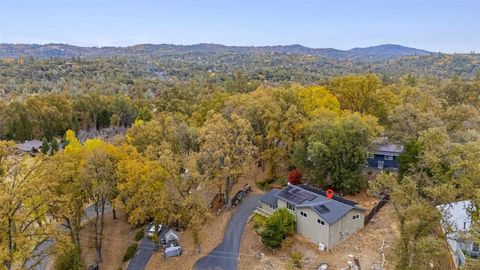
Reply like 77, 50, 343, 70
126, 236, 156, 270
194, 194, 261, 270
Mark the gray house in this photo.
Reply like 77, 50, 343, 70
257, 184, 366, 249
437, 200, 479, 268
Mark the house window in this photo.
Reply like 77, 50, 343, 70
300, 211, 308, 218
269, 205, 276, 210
286, 202, 295, 212
464, 222, 467, 229
384, 155, 393, 160
352, 214, 360, 221
317, 219, 325, 226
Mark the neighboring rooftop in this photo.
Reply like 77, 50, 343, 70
275, 184, 365, 224
437, 200, 473, 233
16, 140, 42, 152
372, 143, 404, 156
437, 200, 475, 267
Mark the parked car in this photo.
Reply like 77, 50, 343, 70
146, 223, 162, 238
164, 245, 182, 258
232, 184, 252, 206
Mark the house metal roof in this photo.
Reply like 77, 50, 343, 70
297, 184, 358, 206
260, 188, 279, 207
275, 184, 365, 225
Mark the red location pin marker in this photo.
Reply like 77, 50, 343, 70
326, 189, 334, 200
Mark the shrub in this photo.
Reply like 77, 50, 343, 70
134, 229, 144, 241
41, 138, 50, 155
261, 209, 295, 249
51, 139, 59, 154
397, 139, 422, 177
256, 178, 276, 191
123, 244, 138, 262
282, 236, 294, 249
251, 213, 267, 234
290, 251, 303, 268
288, 169, 302, 185
54, 246, 83, 270
278, 176, 288, 186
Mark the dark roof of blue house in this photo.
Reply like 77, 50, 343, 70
372, 143, 404, 156
275, 184, 365, 224
260, 188, 279, 207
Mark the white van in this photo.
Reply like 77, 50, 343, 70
164, 245, 182, 258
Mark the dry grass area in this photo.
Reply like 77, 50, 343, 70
317, 202, 400, 269
239, 201, 400, 270
239, 221, 288, 270
343, 190, 379, 210
245, 163, 285, 193
80, 209, 134, 270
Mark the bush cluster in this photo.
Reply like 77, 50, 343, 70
260, 209, 296, 249
134, 229, 145, 241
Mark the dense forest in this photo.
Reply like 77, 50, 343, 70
0, 47, 479, 270
1, 43, 479, 86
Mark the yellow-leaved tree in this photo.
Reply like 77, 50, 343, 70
45, 130, 122, 264
296, 86, 340, 116
0, 141, 55, 270
198, 113, 256, 206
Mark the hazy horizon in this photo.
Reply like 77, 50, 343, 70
0, 42, 438, 51
1, 0, 479, 53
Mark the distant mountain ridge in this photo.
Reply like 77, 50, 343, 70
0, 43, 433, 60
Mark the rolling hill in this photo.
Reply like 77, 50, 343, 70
0, 43, 432, 60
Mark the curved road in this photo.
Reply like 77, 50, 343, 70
194, 194, 261, 270
126, 236, 156, 270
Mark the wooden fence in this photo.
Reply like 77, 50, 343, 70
364, 194, 390, 226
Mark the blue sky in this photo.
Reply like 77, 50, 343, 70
0, 0, 479, 53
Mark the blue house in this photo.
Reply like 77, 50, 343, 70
367, 143, 404, 170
